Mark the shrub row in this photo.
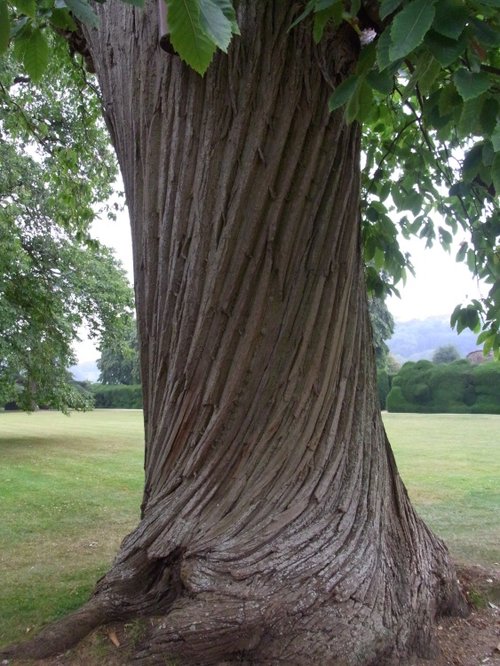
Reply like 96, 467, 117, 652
90, 384, 143, 409
386, 360, 500, 414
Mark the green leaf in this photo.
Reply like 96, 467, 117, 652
465, 305, 481, 332
315, 0, 341, 9
199, 0, 232, 52
453, 68, 491, 102
476, 329, 490, 345
349, 0, 361, 16
466, 249, 477, 273
480, 97, 499, 137
458, 97, 484, 139
210, 0, 239, 35
366, 68, 394, 95
168, 0, 216, 75
13, 0, 36, 17
456, 242, 468, 262
313, 3, 343, 44
374, 247, 385, 270
0, 0, 10, 53
355, 81, 374, 123
356, 42, 376, 77
376, 28, 393, 71
438, 226, 452, 248
12, 24, 31, 60
379, 0, 402, 21
482, 141, 494, 167
289, 0, 315, 30
64, 0, 99, 27
438, 83, 460, 116
406, 190, 424, 215
462, 143, 484, 182
23, 28, 49, 81
328, 75, 359, 112
492, 153, 500, 197
389, 0, 436, 63
415, 54, 442, 95
450, 305, 462, 329
424, 30, 466, 67
49, 8, 77, 30
492, 121, 500, 152
470, 18, 500, 47
432, 0, 468, 40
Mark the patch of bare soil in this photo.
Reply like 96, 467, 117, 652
413, 565, 500, 666
5, 565, 500, 666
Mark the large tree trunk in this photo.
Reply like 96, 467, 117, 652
3, 3, 467, 664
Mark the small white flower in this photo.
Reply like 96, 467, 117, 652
360, 28, 377, 46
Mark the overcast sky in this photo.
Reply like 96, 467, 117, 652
76, 208, 484, 364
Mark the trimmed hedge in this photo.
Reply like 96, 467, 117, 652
387, 360, 500, 414
91, 384, 143, 409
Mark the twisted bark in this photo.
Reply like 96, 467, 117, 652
2, 3, 467, 664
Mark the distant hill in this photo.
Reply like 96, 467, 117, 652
388, 315, 478, 363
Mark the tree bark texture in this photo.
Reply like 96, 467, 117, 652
3, 3, 467, 664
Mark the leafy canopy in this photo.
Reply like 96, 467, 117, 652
0, 45, 133, 411
0, 0, 499, 354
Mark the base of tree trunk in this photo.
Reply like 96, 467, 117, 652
1, 533, 468, 665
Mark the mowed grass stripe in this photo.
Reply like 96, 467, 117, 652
0, 410, 498, 647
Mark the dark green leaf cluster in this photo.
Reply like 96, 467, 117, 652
1, 0, 77, 81
332, 0, 500, 353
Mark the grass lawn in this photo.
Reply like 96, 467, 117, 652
384, 412, 500, 569
0, 410, 498, 648
0, 410, 144, 647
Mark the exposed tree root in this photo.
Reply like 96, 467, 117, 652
0, 599, 112, 661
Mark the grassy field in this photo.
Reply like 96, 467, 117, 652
384, 412, 500, 569
0, 410, 498, 648
0, 410, 144, 647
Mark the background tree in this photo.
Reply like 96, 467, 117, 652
97, 319, 140, 385
1, 0, 499, 663
432, 344, 461, 364
0, 51, 133, 411
368, 295, 395, 370
386, 353, 401, 375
